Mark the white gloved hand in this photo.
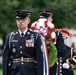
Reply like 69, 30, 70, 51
62, 63, 70, 69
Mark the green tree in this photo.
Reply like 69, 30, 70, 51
0, 0, 76, 48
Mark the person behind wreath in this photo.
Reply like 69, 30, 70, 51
60, 29, 74, 75
30, 10, 66, 75
2, 10, 43, 75
30, 10, 57, 75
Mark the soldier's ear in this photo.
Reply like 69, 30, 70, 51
28, 18, 31, 24
48, 17, 53, 22
51, 18, 53, 22
50, 17, 53, 22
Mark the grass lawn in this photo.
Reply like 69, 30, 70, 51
0, 65, 2, 75
0, 68, 2, 75
74, 70, 76, 75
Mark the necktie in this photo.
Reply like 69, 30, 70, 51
21, 32, 24, 38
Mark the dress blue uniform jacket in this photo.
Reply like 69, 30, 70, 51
62, 45, 74, 75
50, 30, 66, 75
55, 30, 66, 57
2, 29, 43, 75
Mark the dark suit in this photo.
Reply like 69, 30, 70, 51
2, 29, 43, 75
62, 45, 74, 75
50, 30, 66, 75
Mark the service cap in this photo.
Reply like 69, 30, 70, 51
14, 10, 32, 19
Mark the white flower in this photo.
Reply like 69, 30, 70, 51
51, 32, 56, 38
47, 22, 54, 28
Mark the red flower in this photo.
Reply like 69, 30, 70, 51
51, 28, 56, 31
47, 26, 56, 32
47, 26, 51, 30
52, 38, 56, 43
44, 21, 48, 27
30, 26, 35, 30
46, 33, 51, 39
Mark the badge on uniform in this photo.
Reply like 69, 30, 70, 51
12, 48, 16, 52
25, 34, 34, 47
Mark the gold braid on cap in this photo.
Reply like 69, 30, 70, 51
40, 12, 53, 15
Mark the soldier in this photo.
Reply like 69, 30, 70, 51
30, 10, 66, 75
2, 10, 43, 75
30, 10, 57, 75
50, 28, 67, 75
61, 29, 74, 75
30, 10, 56, 44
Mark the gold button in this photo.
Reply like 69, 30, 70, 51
21, 63, 24, 64
60, 70, 62, 72
20, 51, 23, 54
20, 46, 22, 48
12, 48, 16, 52
60, 67, 62, 69
60, 59, 62, 62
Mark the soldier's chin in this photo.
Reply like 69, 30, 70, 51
18, 25, 23, 28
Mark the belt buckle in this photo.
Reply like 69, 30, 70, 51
20, 57, 24, 63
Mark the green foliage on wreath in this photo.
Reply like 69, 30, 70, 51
46, 39, 57, 67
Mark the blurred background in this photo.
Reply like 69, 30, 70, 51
0, 0, 76, 75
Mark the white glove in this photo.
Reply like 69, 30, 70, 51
62, 63, 70, 69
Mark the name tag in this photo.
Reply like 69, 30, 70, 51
11, 40, 18, 42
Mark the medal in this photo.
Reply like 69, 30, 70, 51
31, 39, 34, 47
26, 43, 28, 47
26, 40, 28, 47
29, 42, 31, 47
28, 40, 32, 47
31, 43, 34, 47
